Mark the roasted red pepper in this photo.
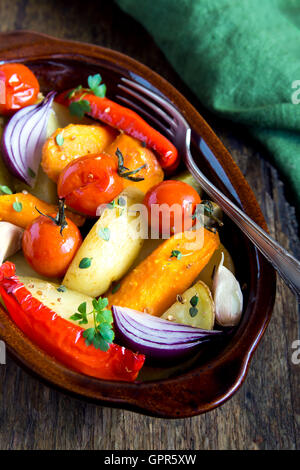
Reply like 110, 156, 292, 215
56, 90, 179, 171
0, 262, 145, 381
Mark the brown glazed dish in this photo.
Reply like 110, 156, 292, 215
0, 31, 276, 418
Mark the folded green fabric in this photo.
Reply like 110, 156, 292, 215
116, 0, 300, 206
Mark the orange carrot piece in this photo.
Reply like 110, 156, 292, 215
107, 228, 220, 316
105, 133, 164, 194
0, 193, 85, 228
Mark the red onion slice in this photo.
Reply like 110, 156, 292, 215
1, 92, 56, 186
112, 306, 225, 362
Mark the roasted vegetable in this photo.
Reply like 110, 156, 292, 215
56, 89, 179, 171
0, 192, 85, 228
0, 262, 145, 382
212, 252, 243, 327
175, 170, 203, 197
105, 133, 164, 194
63, 188, 145, 297
0, 221, 23, 264
20, 276, 95, 329
42, 123, 118, 182
112, 305, 223, 363
107, 228, 220, 317
161, 280, 214, 329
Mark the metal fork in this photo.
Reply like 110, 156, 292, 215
117, 77, 300, 297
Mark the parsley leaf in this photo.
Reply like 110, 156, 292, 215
87, 74, 107, 98
69, 99, 91, 118
71, 296, 114, 352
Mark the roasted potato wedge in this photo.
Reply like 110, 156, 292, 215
162, 280, 215, 330
42, 122, 118, 182
63, 187, 146, 297
20, 276, 95, 329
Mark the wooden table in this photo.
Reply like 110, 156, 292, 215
0, 0, 299, 451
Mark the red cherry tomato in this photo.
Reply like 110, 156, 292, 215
22, 205, 82, 278
57, 153, 124, 216
144, 180, 201, 235
0, 63, 40, 115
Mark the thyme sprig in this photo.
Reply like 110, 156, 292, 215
116, 148, 146, 182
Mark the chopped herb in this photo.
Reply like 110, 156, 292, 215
0, 185, 13, 195
170, 250, 182, 260
189, 307, 198, 317
69, 99, 91, 118
13, 201, 22, 212
141, 141, 147, 148
79, 257, 92, 269
28, 167, 36, 178
190, 295, 199, 307
56, 133, 64, 146
111, 282, 121, 294
99, 227, 110, 241
189, 295, 199, 317
57, 285, 67, 293
70, 296, 114, 352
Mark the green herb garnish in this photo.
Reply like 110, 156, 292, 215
70, 297, 114, 352
170, 250, 182, 260
87, 74, 107, 98
0, 185, 13, 195
116, 148, 146, 182
67, 85, 83, 99
13, 201, 22, 212
98, 227, 110, 241
69, 100, 91, 118
56, 133, 64, 146
68, 74, 107, 117
79, 257, 92, 269
189, 295, 199, 317
57, 285, 67, 293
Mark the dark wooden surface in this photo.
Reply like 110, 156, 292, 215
0, 0, 299, 450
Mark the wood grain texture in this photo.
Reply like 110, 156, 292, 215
0, 0, 299, 450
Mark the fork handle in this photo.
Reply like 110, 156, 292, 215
186, 147, 300, 297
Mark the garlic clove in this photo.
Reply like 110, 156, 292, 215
212, 252, 243, 327
0, 221, 24, 265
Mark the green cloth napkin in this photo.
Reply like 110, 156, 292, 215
116, 0, 300, 206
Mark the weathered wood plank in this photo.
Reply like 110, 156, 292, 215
0, 0, 298, 451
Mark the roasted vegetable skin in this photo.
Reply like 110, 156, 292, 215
108, 228, 220, 316
0, 262, 145, 381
